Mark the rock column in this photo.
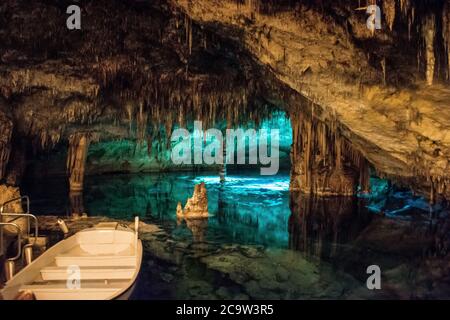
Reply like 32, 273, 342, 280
67, 133, 90, 192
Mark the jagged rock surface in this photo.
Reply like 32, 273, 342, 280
179, 182, 209, 218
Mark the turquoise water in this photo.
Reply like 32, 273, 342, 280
22, 172, 450, 299
85, 172, 291, 248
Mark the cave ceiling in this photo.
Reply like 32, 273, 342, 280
1, 0, 450, 197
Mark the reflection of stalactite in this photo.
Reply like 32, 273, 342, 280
288, 193, 372, 259
67, 133, 91, 192
423, 14, 436, 86
69, 191, 85, 216
185, 218, 208, 243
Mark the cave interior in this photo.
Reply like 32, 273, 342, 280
0, 0, 450, 300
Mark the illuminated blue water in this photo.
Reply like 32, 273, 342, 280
83, 171, 292, 248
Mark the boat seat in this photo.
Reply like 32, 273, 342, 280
55, 254, 136, 267
55, 245, 137, 267
40, 266, 135, 281
20, 280, 128, 300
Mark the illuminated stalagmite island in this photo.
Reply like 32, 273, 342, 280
0, 0, 450, 301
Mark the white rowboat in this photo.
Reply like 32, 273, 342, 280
0, 219, 143, 300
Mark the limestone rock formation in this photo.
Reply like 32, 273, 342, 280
176, 202, 184, 219
0, 102, 13, 181
177, 182, 209, 219
172, 0, 450, 199
0, 185, 28, 236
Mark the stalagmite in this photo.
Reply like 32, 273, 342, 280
67, 133, 91, 192
423, 14, 436, 86
178, 183, 209, 218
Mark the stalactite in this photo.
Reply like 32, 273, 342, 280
125, 102, 134, 135
136, 102, 147, 144
0, 141, 11, 181
359, 158, 371, 194
185, 15, 193, 55
304, 119, 313, 190
0, 113, 13, 181
289, 104, 372, 196
335, 132, 342, 171
383, 0, 396, 31
400, 0, 410, 16
381, 57, 387, 85
430, 178, 435, 204
443, 3, 450, 80
165, 115, 173, 148
423, 14, 436, 86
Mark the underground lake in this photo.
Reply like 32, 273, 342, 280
19, 170, 450, 299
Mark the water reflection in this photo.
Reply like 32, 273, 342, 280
185, 219, 208, 242
288, 194, 373, 259
22, 172, 450, 299
69, 191, 85, 217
